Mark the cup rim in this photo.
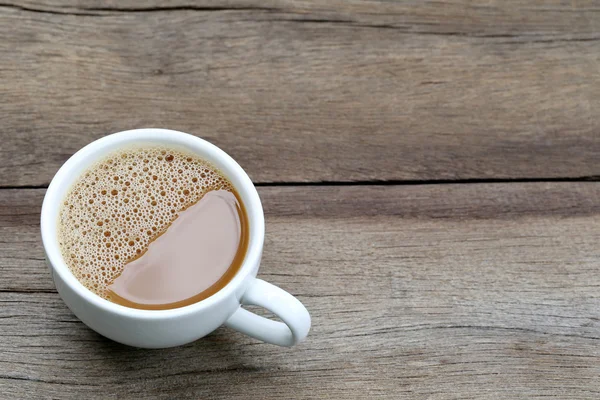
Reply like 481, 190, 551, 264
40, 128, 265, 320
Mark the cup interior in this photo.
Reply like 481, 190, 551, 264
41, 128, 265, 318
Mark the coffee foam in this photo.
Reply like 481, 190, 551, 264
58, 145, 234, 301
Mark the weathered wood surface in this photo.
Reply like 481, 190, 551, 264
2, 0, 600, 186
2, 184, 600, 399
3, 0, 600, 399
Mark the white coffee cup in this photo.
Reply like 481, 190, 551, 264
41, 128, 311, 348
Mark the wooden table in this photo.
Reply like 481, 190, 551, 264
2, 1, 600, 398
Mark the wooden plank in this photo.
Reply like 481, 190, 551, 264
2, 184, 600, 398
14, 0, 600, 37
1, 2, 600, 185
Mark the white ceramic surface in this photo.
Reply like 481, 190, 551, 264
40, 128, 311, 348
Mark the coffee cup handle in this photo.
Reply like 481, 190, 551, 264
224, 279, 311, 347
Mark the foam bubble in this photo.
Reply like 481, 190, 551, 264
58, 146, 234, 299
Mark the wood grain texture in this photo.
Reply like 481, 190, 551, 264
1, 0, 600, 186
3, 1, 600, 398
2, 184, 600, 399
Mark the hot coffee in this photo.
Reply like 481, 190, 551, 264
58, 145, 248, 310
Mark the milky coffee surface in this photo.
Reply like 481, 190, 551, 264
58, 145, 239, 304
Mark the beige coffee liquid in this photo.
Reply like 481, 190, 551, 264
58, 145, 248, 310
